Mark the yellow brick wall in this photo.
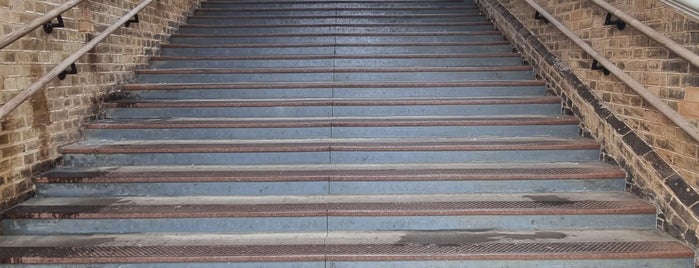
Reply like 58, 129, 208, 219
478, 0, 699, 252
0, 0, 201, 209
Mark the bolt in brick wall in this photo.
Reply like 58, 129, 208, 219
0, 0, 202, 210
477, 0, 699, 258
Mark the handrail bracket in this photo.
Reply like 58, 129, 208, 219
591, 59, 611, 75
534, 11, 549, 23
604, 13, 626, 30
125, 14, 140, 27
43, 15, 65, 34
58, 63, 78, 80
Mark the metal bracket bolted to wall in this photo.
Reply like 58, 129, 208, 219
43, 15, 65, 34
604, 13, 626, 30
591, 59, 611, 75
58, 63, 78, 80
534, 12, 549, 23
124, 14, 140, 27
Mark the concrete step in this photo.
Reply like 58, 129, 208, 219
149, 53, 522, 69
35, 162, 625, 197
83, 115, 580, 140
169, 32, 505, 44
134, 65, 531, 83
200, 2, 473, 8
177, 24, 495, 34
186, 15, 487, 24
0, 230, 691, 267
102, 96, 560, 118
59, 137, 600, 166
159, 42, 514, 56
1, 192, 655, 234
121, 81, 547, 100
194, 7, 481, 16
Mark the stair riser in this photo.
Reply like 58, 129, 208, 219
135, 71, 533, 83
149, 57, 522, 69
177, 26, 495, 34
104, 104, 559, 118
124, 86, 547, 100
170, 35, 503, 44
84, 125, 580, 140
194, 10, 482, 16
160, 46, 514, 56
199, 3, 473, 8
3, 259, 692, 268
36, 179, 624, 197
2, 214, 654, 235
186, 17, 487, 24
61, 150, 600, 166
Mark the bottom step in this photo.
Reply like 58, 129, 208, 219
0, 230, 692, 267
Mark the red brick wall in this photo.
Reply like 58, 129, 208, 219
0, 0, 201, 209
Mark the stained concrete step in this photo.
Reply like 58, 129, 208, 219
134, 66, 531, 83
194, 7, 481, 16
34, 162, 625, 197
0, 229, 690, 267
177, 24, 495, 34
159, 41, 514, 56
121, 81, 546, 100
1, 192, 655, 234
200, 2, 472, 8
149, 53, 522, 68
59, 137, 600, 166
83, 115, 579, 140
169, 32, 504, 44
186, 15, 487, 24
103, 97, 559, 118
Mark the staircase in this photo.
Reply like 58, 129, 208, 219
0, 0, 693, 267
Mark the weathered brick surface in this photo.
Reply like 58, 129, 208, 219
477, 0, 699, 258
0, 0, 201, 210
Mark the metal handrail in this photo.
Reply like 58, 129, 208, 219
523, 0, 699, 143
0, 0, 154, 120
0, 0, 87, 50
589, 0, 699, 68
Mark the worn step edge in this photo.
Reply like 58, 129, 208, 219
195, 7, 479, 11
0, 242, 690, 264
186, 14, 484, 19
150, 53, 520, 61
180, 22, 491, 28
36, 161, 622, 183
134, 66, 530, 75
4, 193, 654, 219
59, 137, 600, 154
203, 0, 468, 3
104, 97, 558, 108
122, 81, 544, 91
160, 41, 509, 49
171, 31, 501, 37
85, 116, 578, 129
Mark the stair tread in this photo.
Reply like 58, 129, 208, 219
180, 22, 488, 28
37, 162, 624, 183
0, 230, 690, 263
4, 192, 654, 219
150, 53, 520, 61
137, 66, 526, 74
160, 41, 509, 48
104, 96, 558, 108
196, 7, 478, 11
171, 31, 501, 37
60, 137, 600, 154
85, 115, 578, 129
122, 80, 545, 90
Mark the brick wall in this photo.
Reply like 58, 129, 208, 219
0, 0, 201, 209
477, 0, 699, 255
